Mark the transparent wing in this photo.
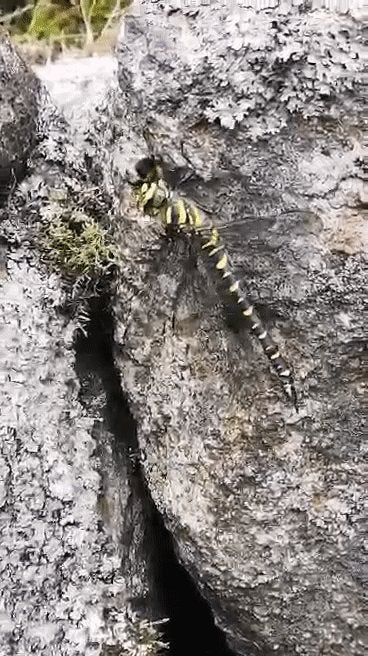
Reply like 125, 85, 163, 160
150, 232, 223, 337
199, 208, 320, 252
196, 207, 316, 232
166, 171, 319, 249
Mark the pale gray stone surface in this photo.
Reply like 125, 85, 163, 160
104, 2, 366, 655
0, 35, 161, 656
32, 55, 117, 129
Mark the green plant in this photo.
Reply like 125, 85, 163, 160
40, 208, 120, 279
26, 0, 81, 42
102, 615, 169, 656
1, 0, 132, 55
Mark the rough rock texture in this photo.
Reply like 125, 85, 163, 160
94, 2, 366, 655
0, 32, 39, 193
32, 55, 117, 129
0, 34, 164, 656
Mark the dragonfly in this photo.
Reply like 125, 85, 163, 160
126, 143, 314, 412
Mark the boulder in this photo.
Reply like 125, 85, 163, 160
108, 2, 366, 655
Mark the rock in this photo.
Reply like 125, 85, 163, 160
0, 33, 166, 656
1, 0, 366, 652
105, 2, 366, 655
0, 31, 39, 195
32, 55, 117, 129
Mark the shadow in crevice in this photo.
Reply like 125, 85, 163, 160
150, 508, 235, 656
73, 298, 236, 656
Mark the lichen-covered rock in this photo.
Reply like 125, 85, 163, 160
99, 2, 367, 655
0, 30, 40, 192
0, 34, 165, 656
32, 55, 117, 127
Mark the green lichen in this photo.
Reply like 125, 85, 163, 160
39, 198, 121, 334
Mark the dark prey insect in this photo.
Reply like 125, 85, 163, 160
130, 157, 299, 411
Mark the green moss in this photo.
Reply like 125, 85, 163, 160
40, 207, 120, 280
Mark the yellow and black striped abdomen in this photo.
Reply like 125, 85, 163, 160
200, 227, 298, 410
163, 198, 203, 234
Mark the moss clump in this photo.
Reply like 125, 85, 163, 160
39, 198, 121, 334
41, 209, 120, 279
131, 617, 169, 656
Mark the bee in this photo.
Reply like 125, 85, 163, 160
130, 156, 299, 412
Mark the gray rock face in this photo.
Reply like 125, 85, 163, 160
0, 32, 40, 191
108, 2, 367, 655
0, 35, 164, 656
32, 55, 117, 130
0, 256, 124, 655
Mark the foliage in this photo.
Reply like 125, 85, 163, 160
0, 0, 131, 55
27, 0, 81, 42
129, 617, 169, 656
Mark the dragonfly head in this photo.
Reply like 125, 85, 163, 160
135, 156, 163, 184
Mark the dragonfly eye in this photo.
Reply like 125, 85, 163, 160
135, 157, 157, 180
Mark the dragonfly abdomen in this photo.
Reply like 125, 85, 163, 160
201, 226, 298, 410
